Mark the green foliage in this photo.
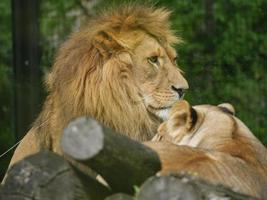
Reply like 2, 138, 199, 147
40, 0, 82, 70
155, 0, 267, 143
0, 0, 14, 179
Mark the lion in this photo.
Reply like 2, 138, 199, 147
6, 5, 188, 170
147, 100, 267, 198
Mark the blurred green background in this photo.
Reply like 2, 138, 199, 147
0, 0, 267, 180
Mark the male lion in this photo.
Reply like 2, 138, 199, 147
7, 5, 188, 168
149, 100, 267, 198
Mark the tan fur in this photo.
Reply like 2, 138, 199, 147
7, 5, 188, 170
148, 100, 267, 198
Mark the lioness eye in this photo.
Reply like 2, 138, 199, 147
148, 56, 159, 65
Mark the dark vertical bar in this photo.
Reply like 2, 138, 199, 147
12, 0, 41, 140
203, 0, 215, 47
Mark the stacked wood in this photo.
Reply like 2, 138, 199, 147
137, 174, 257, 200
0, 151, 110, 200
1, 117, 256, 200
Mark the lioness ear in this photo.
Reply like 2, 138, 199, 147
217, 103, 235, 115
168, 100, 196, 131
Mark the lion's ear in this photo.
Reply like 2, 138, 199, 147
102, 52, 133, 81
116, 52, 133, 66
217, 103, 235, 115
100, 50, 140, 109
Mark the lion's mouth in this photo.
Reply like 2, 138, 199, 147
143, 93, 184, 121
148, 105, 172, 111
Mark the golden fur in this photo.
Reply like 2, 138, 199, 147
7, 5, 188, 168
147, 100, 267, 198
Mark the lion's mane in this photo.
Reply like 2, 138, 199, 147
34, 5, 180, 151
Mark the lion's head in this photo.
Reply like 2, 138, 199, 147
37, 5, 188, 150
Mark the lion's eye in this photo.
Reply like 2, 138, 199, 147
148, 56, 159, 66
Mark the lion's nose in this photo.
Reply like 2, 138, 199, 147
171, 85, 185, 98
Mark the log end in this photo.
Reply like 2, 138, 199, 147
61, 117, 104, 160
137, 175, 198, 200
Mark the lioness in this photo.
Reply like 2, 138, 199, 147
149, 100, 267, 198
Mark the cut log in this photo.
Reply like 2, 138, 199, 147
136, 174, 257, 200
0, 151, 110, 200
61, 117, 161, 194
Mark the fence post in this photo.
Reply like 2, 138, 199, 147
11, 0, 42, 140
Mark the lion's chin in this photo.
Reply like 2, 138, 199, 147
147, 105, 171, 121
147, 98, 185, 121
155, 108, 171, 121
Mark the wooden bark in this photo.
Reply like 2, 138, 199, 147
61, 117, 161, 194
0, 151, 110, 200
136, 174, 257, 200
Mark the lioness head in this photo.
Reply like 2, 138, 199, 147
36, 5, 188, 149
155, 101, 238, 147
154, 100, 267, 156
